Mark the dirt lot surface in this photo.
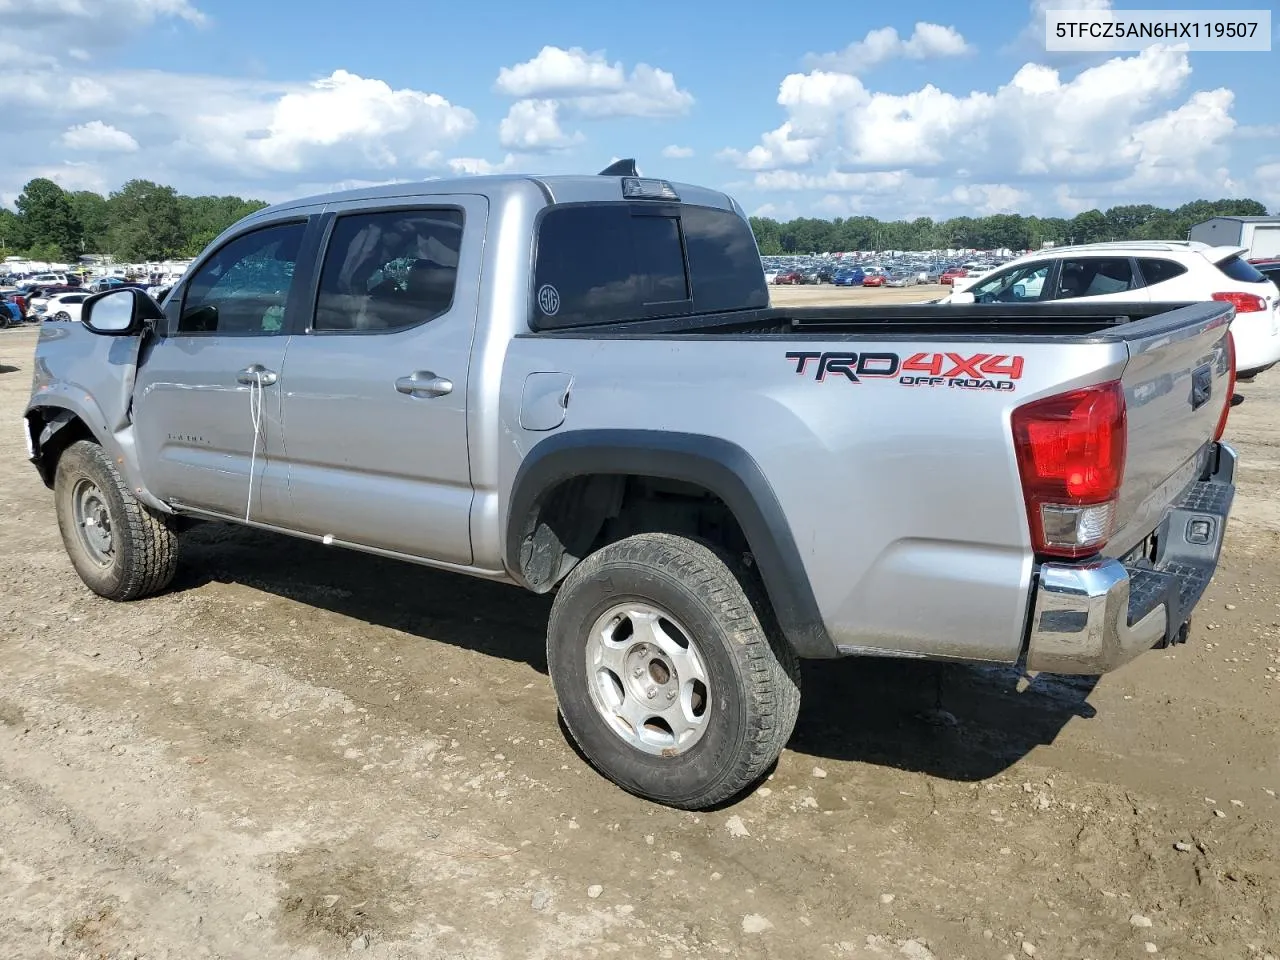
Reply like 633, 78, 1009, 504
1, 313, 1276, 960
770, 283, 949, 306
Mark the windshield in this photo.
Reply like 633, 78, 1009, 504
968, 262, 1051, 302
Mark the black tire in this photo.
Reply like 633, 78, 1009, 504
53, 440, 179, 601
547, 533, 800, 809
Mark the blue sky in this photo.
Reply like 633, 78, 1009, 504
2, 0, 1277, 219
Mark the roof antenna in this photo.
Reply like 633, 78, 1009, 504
598, 158, 638, 177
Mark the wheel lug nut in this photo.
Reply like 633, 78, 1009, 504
667, 689, 677, 701
646, 688, 657, 699
635, 645, 647, 655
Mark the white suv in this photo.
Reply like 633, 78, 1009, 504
941, 241, 1280, 378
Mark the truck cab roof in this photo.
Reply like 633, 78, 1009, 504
245, 174, 739, 223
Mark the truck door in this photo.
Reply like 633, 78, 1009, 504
131, 218, 317, 522
273, 195, 486, 566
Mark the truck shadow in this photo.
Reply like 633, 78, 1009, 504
791, 658, 1099, 781
176, 522, 554, 672
177, 522, 1099, 783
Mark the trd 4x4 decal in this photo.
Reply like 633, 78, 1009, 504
785, 350, 1025, 391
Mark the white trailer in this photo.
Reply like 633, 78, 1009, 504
1188, 216, 1280, 260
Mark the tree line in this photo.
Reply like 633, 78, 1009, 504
0, 178, 268, 264
751, 197, 1271, 254
2, 175, 1272, 264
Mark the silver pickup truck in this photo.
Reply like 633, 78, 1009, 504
23, 162, 1238, 809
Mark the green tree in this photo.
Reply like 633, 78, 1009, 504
178, 194, 269, 256
108, 179, 184, 261
0, 208, 20, 253
69, 190, 112, 253
15, 178, 83, 259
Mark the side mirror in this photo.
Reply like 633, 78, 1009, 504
80, 287, 165, 336
948, 290, 976, 305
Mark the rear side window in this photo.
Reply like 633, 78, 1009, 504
1136, 258, 1188, 286
680, 205, 769, 313
1216, 255, 1268, 284
313, 208, 464, 333
532, 202, 765, 329
1054, 258, 1137, 298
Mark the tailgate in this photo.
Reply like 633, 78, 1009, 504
1108, 301, 1234, 557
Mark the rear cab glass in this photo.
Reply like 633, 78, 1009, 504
531, 201, 768, 329
1215, 255, 1269, 284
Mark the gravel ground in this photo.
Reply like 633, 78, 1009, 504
1, 313, 1276, 960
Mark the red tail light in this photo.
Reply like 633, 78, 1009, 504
1012, 381, 1127, 559
1215, 330, 1236, 442
1212, 291, 1266, 313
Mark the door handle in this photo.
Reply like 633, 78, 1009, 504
236, 364, 278, 386
395, 371, 453, 398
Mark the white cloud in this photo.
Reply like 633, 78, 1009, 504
447, 154, 517, 176
1013, 0, 1115, 54
0, 59, 478, 204
806, 22, 972, 73
493, 46, 693, 137
720, 45, 1241, 213
661, 144, 694, 159
190, 69, 475, 174
498, 99, 581, 152
0, 0, 206, 53
949, 183, 1033, 215
752, 201, 800, 220
60, 120, 140, 152
496, 45, 625, 97
1252, 163, 1280, 212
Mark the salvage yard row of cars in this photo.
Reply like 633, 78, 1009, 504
1, 272, 181, 326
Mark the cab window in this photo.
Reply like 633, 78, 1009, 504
178, 222, 306, 335
313, 208, 465, 333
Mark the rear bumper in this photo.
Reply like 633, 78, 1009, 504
1025, 442, 1236, 675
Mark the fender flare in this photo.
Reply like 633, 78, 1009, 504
24, 396, 169, 513
505, 429, 837, 658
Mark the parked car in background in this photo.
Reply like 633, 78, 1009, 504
885, 272, 919, 288
41, 292, 90, 322
4, 293, 29, 320
942, 241, 1280, 378
1, 297, 23, 327
833, 267, 866, 286
862, 273, 886, 287
1250, 257, 1280, 290
940, 267, 968, 285
774, 271, 807, 285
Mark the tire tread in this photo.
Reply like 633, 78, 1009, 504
56, 440, 179, 601
549, 532, 800, 809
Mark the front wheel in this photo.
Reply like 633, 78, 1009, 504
54, 440, 180, 601
547, 533, 801, 809
53, 311, 70, 321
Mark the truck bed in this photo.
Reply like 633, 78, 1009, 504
526, 301, 1200, 340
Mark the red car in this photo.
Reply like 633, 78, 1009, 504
773, 271, 806, 285
1249, 257, 1280, 289
861, 274, 886, 287
939, 267, 968, 285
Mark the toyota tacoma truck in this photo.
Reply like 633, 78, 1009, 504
23, 162, 1238, 809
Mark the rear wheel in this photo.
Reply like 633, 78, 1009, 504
54, 440, 179, 601
53, 311, 70, 321
547, 533, 800, 809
